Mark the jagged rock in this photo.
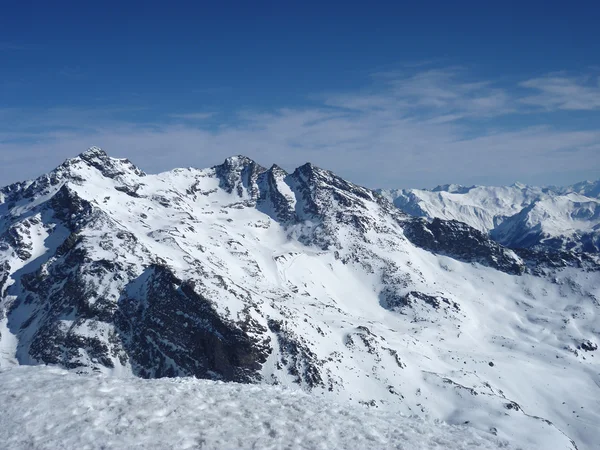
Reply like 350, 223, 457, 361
267, 319, 323, 389
580, 340, 597, 352
256, 165, 296, 223
514, 248, 600, 274
69, 147, 146, 179
402, 218, 525, 275
49, 185, 95, 230
214, 156, 266, 199
382, 290, 459, 311
117, 265, 270, 381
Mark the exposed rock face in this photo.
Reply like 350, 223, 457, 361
116, 265, 270, 381
256, 165, 296, 223
402, 218, 525, 275
513, 247, 600, 274
267, 318, 324, 389
580, 340, 597, 352
75, 146, 147, 180
0, 148, 597, 450
382, 290, 460, 312
214, 155, 266, 199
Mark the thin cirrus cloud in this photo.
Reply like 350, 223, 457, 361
0, 66, 599, 189
519, 74, 600, 110
324, 68, 515, 119
168, 112, 216, 120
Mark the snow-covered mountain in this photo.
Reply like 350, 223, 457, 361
491, 194, 600, 253
1, 148, 599, 449
379, 181, 600, 253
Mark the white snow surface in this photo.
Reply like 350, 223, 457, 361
0, 365, 513, 450
379, 184, 547, 232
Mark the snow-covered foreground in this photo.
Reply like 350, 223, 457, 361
0, 366, 512, 450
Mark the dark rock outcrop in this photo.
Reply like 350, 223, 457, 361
117, 265, 271, 381
403, 218, 525, 275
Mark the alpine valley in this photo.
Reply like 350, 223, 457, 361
1, 148, 599, 449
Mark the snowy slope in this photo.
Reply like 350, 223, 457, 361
0, 365, 514, 450
379, 183, 547, 232
558, 180, 600, 198
0, 148, 598, 449
379, 182, 600, 252
491, 195, 600, 252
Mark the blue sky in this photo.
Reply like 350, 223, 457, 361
1, 0, 599, 188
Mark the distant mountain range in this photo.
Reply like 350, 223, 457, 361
379, 180, 600, 253
1, 148, 598, 449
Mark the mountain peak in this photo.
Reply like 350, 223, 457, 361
75, 146, 114, 169
297, 162, 316, 171
431, 184, 474, 194
79, 146, 108, 160
269, 163, 285, 171
63, 146, 112, 169
220, 155, 259, 169
60, 147, 145, 180
511, 181, 527, 189
214, 155, 266, 197
292, 162, 323, 181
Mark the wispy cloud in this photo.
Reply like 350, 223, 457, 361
168, 112, 216, 120
1, 67, 599, 189
520, 73, 600, 110
325, 67, 514, 119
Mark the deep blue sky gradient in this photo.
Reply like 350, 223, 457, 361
3, 1, 598, 112
1, 0, 599, 188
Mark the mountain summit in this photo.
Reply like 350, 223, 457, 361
0, 149, 598, 449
